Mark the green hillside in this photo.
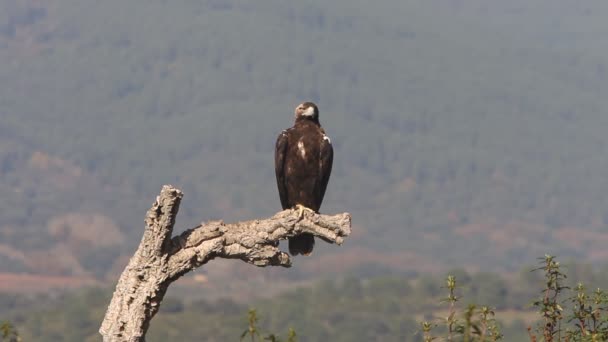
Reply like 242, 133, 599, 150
1, 0, 608, 278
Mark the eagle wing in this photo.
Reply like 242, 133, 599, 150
316, 134, 333, 207
275, 130, 290, 210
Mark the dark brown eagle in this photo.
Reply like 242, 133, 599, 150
275, 102, 333, 256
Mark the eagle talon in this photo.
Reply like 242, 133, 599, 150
294, 204, 314, 220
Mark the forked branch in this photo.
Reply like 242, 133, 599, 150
99, 185, 351, 342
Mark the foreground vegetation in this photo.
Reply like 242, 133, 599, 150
0, 321, 19, 342
3, 257, 608, 341
421, 256, 608, 342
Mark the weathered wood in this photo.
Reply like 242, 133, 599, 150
99, 185, 351, 342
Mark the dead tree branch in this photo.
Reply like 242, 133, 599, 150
99, 185, 351, 342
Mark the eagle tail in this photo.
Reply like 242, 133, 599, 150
288, 234, 315, 256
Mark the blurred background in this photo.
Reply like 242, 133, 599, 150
1, 0, 608, 340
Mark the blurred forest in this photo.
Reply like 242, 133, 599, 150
1, 0, 608, 289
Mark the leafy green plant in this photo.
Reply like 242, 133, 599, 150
241, 309, 297, 342
0, 321, 19, 342
528, 255, 608, 342
241, 309, 262, 342
530, 255, 568, 341
420, 274, 503, 341
417, 255, 608, 342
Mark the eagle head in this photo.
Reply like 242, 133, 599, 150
294, 102, 319, 121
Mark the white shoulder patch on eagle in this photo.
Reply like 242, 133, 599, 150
323, 135, 331, 144
297, 140, 306, 158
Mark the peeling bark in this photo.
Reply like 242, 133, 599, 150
99, 185, 351, 342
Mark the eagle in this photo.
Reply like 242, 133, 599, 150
275, 102, 333, 256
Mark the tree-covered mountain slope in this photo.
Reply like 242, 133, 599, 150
1, 0, 608, 278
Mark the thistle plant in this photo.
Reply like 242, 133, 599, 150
441, 275, 460, 341
0, 321, 19, 342
241, 309, 263, 342
527, 255, 608, 341
530, 255, 568, 342
420, 320, 437, 342
240, 309, 297, 342
419, 275, 502, 341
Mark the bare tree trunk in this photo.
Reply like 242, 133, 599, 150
99, 185, 351, 342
